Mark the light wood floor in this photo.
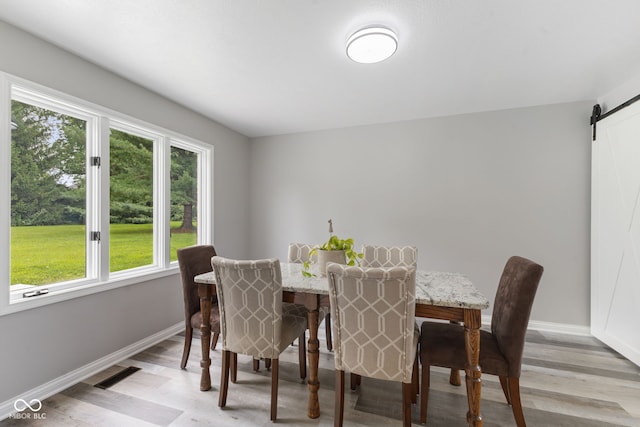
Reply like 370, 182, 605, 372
2, 325, 640, 426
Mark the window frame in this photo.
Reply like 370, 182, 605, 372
107, 120, 163, 276
0, 73, 213, 315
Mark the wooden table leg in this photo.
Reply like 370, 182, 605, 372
463, 309, 483, 427
198, 282, 212, 391
305, 295, 321, 418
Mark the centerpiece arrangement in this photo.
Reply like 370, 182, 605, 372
303, 219, 363, 277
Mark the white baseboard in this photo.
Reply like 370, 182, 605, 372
418, 315, 592, 337
0, 322, 183, 421
480, 314, 591, 336
526, 319, 591, 336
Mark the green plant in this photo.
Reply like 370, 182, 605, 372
302, 219, 363, 277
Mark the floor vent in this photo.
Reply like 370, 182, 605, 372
94, 366, 141, 389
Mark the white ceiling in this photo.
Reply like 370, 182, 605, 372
2, 0, 640, 138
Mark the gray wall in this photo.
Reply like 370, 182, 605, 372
0, 21, 250, 403
249, 101, 593, 327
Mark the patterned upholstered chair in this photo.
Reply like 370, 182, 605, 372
361, 244, 464, 387
211, 257, 309, 421
360, 244, 417, 268
177, 245, 221, 370
352, 245, 419, 390
327, 263, 419, 427
287, 242, 317, 266
288, 242, 333, 351
420, 256, 544, 426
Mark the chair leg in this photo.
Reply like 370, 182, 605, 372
420, 362, 431, 423
449, 321, 461, 386
335, 370, 345, 427
230, 352, 237, 383
325, 314, 333, 351
350, 373, 361, 391
265, 358, 272, 370
412, 354, 419, 404
270, 359, 279, 421
299, 332, 307, 380
449, 368, 461, 386
180, 326, 192, 369
508, 377, 527, 427
499, 375, 512, 405
211, 331, 219, 350
402, 382, 413, 427
253, 358, 260, 372
219, 350, 230, 408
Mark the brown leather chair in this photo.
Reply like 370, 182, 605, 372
177, 245, 221, 370
420, 256, 543, 427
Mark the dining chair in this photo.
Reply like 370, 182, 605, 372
211, 256, 309, 421
288, 242, 333, 351
360, 244, 417, 268
327, 263, 419, 427
419, 255, 544, 426
288, 242, 318, 265
354, 244, 419, 392
361, 244, 464, 387
177, 244, 221, 370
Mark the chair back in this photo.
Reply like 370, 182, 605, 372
177, 245, 217, 327
491, 256, 544, 377
211, 256, 284, 359
288, 242, 317, 263
360, 245, 417, 268
327, 263, 416, 383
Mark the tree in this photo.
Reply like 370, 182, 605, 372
10, 100, 86, 226
170, 147, 197, 232
109, 130, 154, 224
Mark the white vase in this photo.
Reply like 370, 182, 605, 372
317, 250, 346, 276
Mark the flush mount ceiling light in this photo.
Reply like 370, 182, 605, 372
346, 26, 398, 64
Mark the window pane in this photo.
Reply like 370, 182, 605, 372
170, 146, 198, 259
110, 129, 154, 272
10, 100, 87, 286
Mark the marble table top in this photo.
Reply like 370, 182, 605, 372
195, 262, 489, 310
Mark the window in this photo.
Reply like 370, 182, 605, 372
109, 127, 156, 273
1, 74, 212, 313
10, 98, 89, 287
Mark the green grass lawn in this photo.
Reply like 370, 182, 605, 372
10, 223, 196, 285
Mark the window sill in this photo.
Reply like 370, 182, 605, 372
2, 265, 180, 316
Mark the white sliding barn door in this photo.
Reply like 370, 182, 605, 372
592, 101, 640, 367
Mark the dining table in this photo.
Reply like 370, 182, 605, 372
194, 262, 489, 427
